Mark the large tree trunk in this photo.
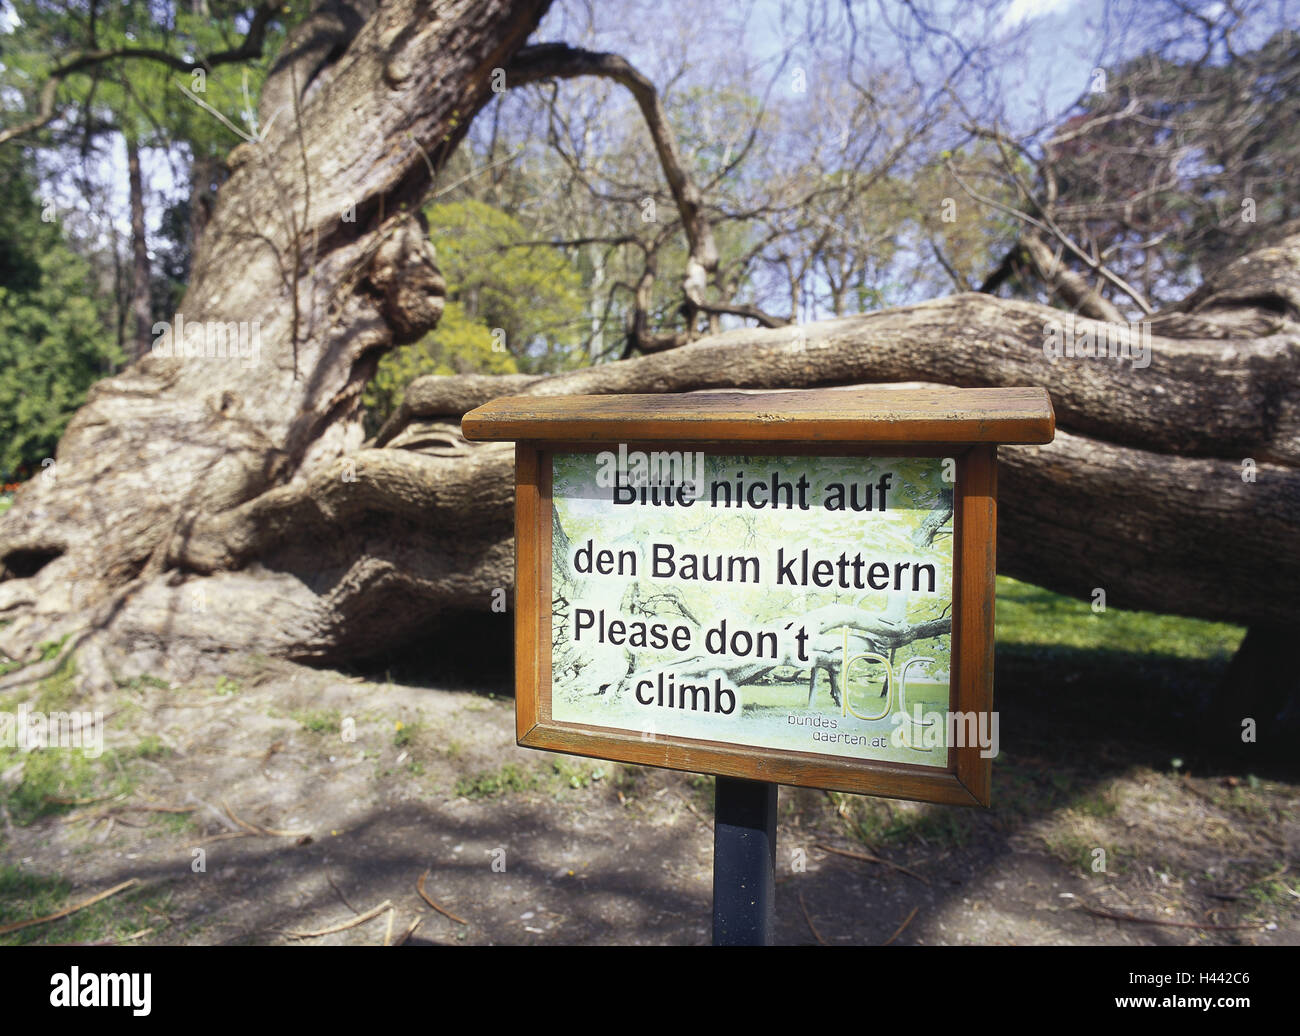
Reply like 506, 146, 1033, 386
0, 1, 1296, 755
0, 0, 551, 684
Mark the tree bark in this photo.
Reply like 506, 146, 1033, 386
1211, 624, 1297, 762
0, 0, 552, 685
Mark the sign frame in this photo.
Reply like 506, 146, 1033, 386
463, 387, 1055, 807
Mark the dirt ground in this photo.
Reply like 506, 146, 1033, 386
1, 623, 1296, 946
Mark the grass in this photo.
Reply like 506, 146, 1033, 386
292, 708, 341, 735
1076, 786, 1119, 818
37, 637, 69, 662
688, 773, 715, 810
0, 654, 154, 825
34, 656, 78, 714
122, 735, 172, 761
0, 865, 171, 945
612, 764, 644, 794
550, 757, 606, 791
1244, 874, 1296, 907
832, 792, 976, 851
214, 675, 240, 696
995, 576, 1244, 659
117, 674, 172, 693
1042, 831, 1106, 873
0, 746, 135, 826
392, 719, 419, 748
0, 636, 71, 680
157, 810, 198, 836
454, 762, 538, 799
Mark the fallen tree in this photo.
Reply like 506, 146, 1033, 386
0, 0, 1295, 748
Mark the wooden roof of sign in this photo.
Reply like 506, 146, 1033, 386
462, 386, 1055, 445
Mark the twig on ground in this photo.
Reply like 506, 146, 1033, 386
1234, 863, 1289, 894
798, 891, 827, 945
679, 796, 712, 830
0, 878, 140, 936
253, 821, 312, 837
327, 871, 361, 915
221, 798, 310, 838
194, 830, 254, 846
1081, 902, 1263, 931
814, 842, 931, 885
222, 799, 264, 835
417, 869, 468, 925
882, 906, 919, 946
393, 917, 422, 946
284, 899, 393, 939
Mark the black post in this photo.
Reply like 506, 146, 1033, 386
712, 776, 777, 945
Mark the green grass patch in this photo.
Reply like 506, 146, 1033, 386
1076, 787, 1119, 818
612, 764, 644, 793
214, 675, 240, 696
1042, 831, 1106, 873
0, 865, 171, 945
37, 637, 69, 662
1244, 874, 1295, 907
292, 708, 341, 735
392, 719, 420, 748
0, 650, 83, 711
117, 674, 171, 693
157, 810, 198, 836
454, 763, 538, 799
832, 793, 974, 851
34, 656, 78, 713
688, 773, 715, 810
122, 735, 172, 761
995, 576, 1244, 659
0, 746, 133, 826
550, 757, 605, 790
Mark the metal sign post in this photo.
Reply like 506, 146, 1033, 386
712, 777, 777, 946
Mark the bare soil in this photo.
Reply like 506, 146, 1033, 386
1, 632, 1296, 946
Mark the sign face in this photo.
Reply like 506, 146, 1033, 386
462, 386, 1056, 806
550, 451, 956, 769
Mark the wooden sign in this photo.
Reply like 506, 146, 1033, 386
463, 387, 1054, 807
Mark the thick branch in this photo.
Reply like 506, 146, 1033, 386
1021, 232, 1127, 323
505, 43, 719, 341
695, 300, 791, 328
405, 236, 1300, 463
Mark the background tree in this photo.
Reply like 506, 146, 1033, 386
952, 17, 1299, 318
0, 146, 120, 482
0, 1, 299, 356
